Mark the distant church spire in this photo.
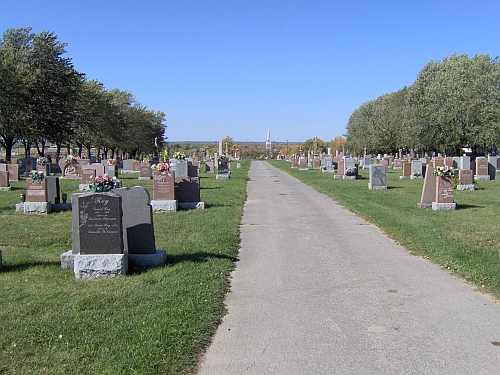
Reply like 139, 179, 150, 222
266, 129, 271, 149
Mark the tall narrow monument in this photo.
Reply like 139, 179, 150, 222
266, 129, 272, 149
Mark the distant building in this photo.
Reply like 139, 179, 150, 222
266, 129, 271, 149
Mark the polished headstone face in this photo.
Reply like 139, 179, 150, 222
82, 168, 96, 184
459, 169, 473, 185
369, 164, 386, 186
436, 176, 454, 203
77, 193, 123, 255
153, 170, 175, 200
26, 178, 47, 202
291, 158, 299, 168
113, 186, 156, 255
476, 157, 488, 175
139, 163, 151, 178
217, 159, 229, 174
393, 159, 402, 168
363, 155, 371, 166
433, 157, 445, 168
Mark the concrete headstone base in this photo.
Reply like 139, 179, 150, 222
417, 203, 432, 208
120, 170, 139, 174
73, 253, 128, 279
138, 177, 151, 180
457, 184, 475, 191
393, 167, 402, 170
432, 202, 457, 211
15, 202, 51, 214
0, 187, 11, 191
298, 168, 309, 171
400, 176, 410, 180
475, 175, 490, 181
128, 250, 166, 268
151, 200, 178, 212
321, 169, 335, 173
343, 175, 356, 180
216, 174, 230, 179
410, 175, 423, 179
368, 184, 387, 190
178, 201, 205, 210
60, 250, 74, 270
334, 175, 343, 179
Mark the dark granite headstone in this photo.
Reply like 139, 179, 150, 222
175, 177, 200, 202
217, 159, 229, 174
77, 193, 123, 255
113, 186, 156, 255
205, 161, 214, 173
153, 170, 175, 200
188, 164, 198, 177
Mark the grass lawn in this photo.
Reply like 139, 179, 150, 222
0, 160, 249, 374
268, 159, 500, 301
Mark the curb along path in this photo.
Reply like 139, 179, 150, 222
198, 160, 500, 374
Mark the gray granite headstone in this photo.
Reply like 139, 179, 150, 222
113, 186, 156, 255
170, 159, 188, 177
104, 164, 118, 178
123, 159, 134, 171
323, 157, 334, 171
77, 193, 123, 255
411, 160, 423, 175
369, 164, 386, 189
45, 176, 60, 204
363, 155, 371, 169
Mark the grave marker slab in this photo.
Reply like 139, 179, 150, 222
139, 163, 151, 179
77, 193, 123, 255
113, 186, 156, 255
0, 171, 10, 190
368, 164, 387, 190
153, 170, 175, 200
476, 157, 489, 180
457, 169, 475, 190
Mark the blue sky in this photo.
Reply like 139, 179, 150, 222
1, 1, 499, 143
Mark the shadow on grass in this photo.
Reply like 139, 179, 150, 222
2, 260, 61, 272
386, 186, 403, 189
166, 252, 238, 266
200, 186, 223, 190
456, 204, 483, 210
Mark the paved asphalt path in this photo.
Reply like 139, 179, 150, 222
198, 160, 500, 374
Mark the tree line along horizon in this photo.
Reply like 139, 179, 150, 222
2, 27, 498, 162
